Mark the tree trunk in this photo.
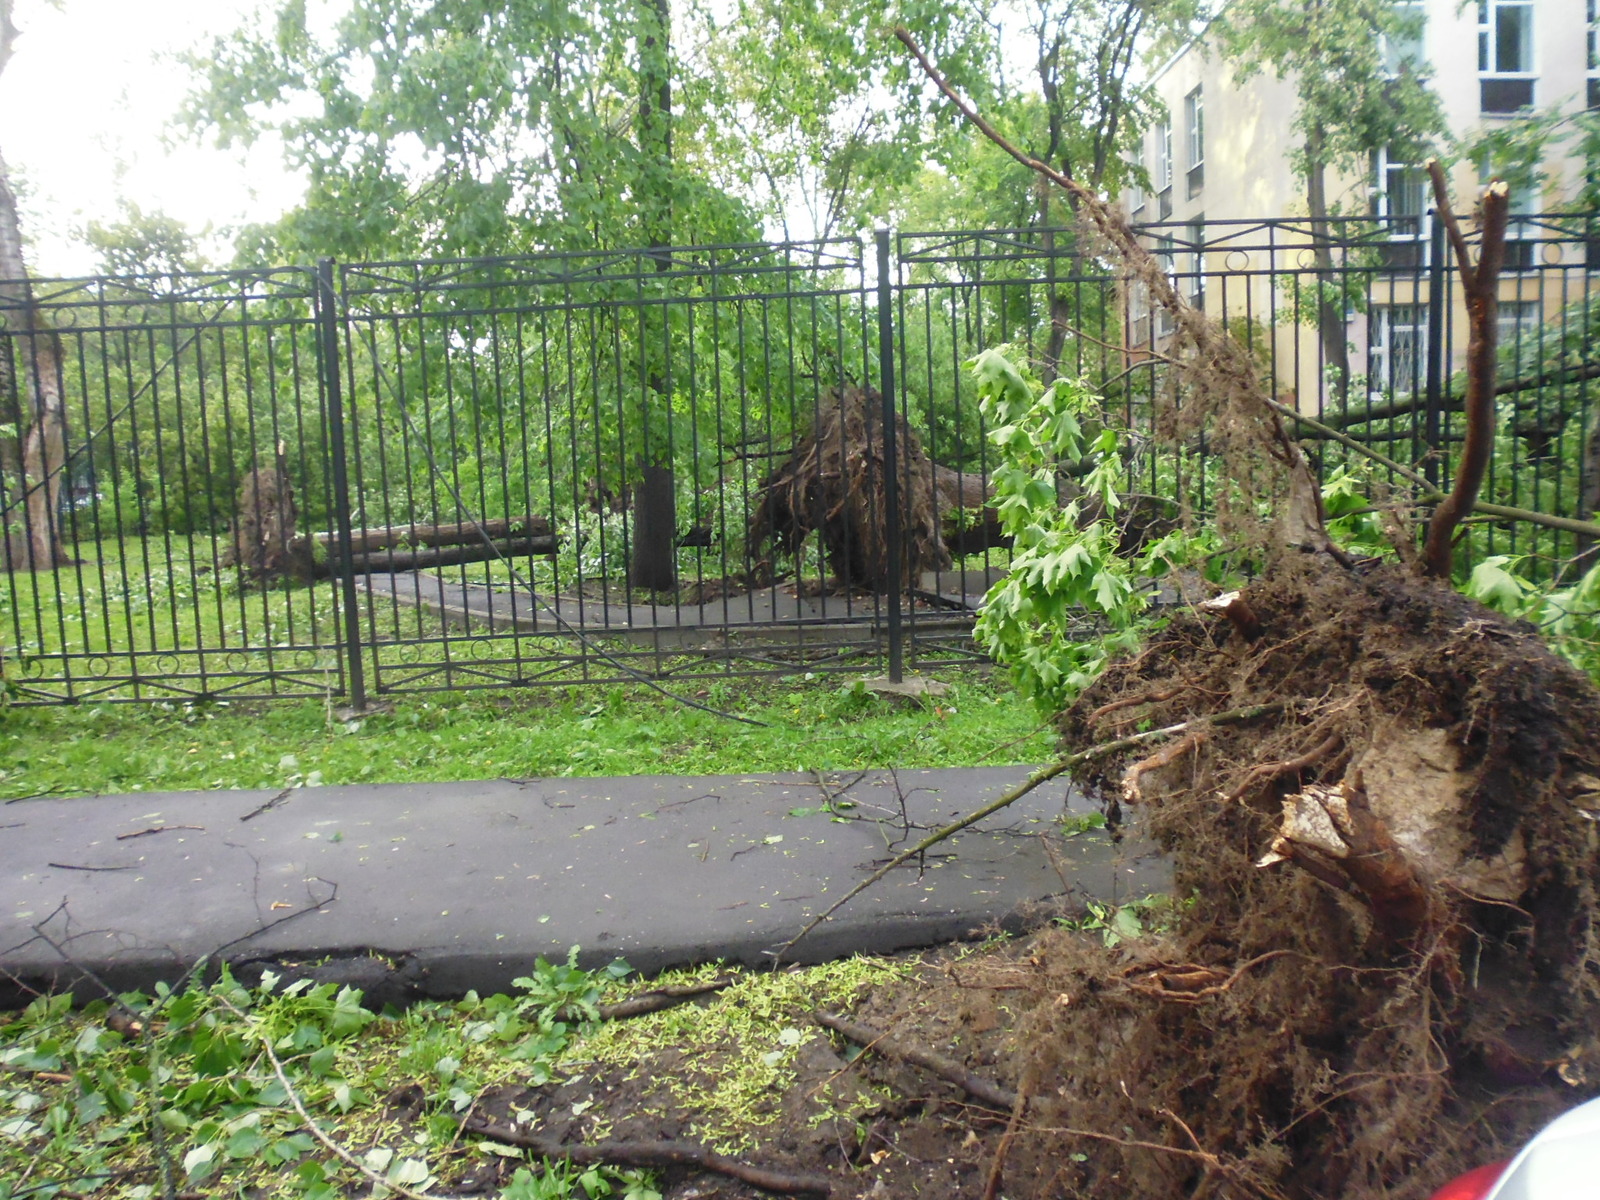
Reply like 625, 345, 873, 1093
0, 5, 69, 569
628, 0, 677, 591
1303, 136, 1351, 413
628, 461, 677, 591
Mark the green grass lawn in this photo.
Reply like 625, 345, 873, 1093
0, 668, 1050, 800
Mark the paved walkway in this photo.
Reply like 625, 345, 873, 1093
0, 767, 1167, 1006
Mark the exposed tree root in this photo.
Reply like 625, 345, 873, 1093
814, 1010, 1018, 1112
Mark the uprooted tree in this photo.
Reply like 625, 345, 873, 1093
823, 31, 1599, 1200
747, 385, 953, 590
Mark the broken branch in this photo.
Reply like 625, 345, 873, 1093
559, 977, 734, 1024
1421, 163, 1510, 579
814, 1010, 1019, 1112
770, 702, 1287, 964
1267, 396, 1600, 540
460, 1120, 836, 1198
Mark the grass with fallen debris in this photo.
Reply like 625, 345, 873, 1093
0, 670, 1049, 801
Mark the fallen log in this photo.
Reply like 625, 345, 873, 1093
312, 515, 551, 554
307, 534, 557, 578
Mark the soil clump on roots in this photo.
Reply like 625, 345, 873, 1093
993, 552, 1600, 1199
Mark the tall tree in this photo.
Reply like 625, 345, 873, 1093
182, 0, 755, 263
0, 0, 70, 568
1216, 0, 1447, 405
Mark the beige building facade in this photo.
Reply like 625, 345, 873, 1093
1121, 0, 1598, 413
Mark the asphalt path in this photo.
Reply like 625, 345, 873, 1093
0, 766, 1167, 1007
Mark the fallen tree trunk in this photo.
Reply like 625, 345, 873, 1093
311, 534, 556, 577
312, 515, 551, 554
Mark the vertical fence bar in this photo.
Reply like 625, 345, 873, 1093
1424, 213, 1447, 489
315, 258, 367, 709
875, 228, 903, 682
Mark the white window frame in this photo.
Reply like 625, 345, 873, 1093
1128, 144, 1146, 215
1155, 120, 1173, 193
1184, 87, 1204, 198
1478, 0, 1536, 112
1187, 217, 1206, 310
1369, 305, 1429, 396
1375, 147, 1428, 243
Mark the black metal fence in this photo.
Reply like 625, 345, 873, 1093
2, 214, 1595, 704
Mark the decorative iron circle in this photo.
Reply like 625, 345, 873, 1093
1296, 248, 1319, 270
86, 656, 112, 677
155, 653, 181, 675
1542, 242, 1564, 266
1225, 250, 1251, 273
468, 638, 494, 660
224, 652, 250, 673
293, 649, 320, 670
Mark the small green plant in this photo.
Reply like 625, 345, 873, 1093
1059, 893, 1179, 947
1321, 466, 1396, 559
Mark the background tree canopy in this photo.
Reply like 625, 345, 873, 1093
178, 0, 1203, 265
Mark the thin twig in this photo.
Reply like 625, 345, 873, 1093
216, 995, 440, 1200
769, 702, 1286, 965
982, 1074, 1033, 1200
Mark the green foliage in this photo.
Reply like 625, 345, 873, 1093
0, 954, 671, 1199
1463, 555, 1600, 684
1058, 893, 1181, 948
1463, 108, 1600, 211
968, 347, 1203, 713
1321, 466, 1395, 559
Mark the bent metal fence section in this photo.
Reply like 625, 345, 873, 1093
3, 217, 1596, 704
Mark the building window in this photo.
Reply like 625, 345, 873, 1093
1155, 119, 1174, 218
1478, 0, 1534, 113
1129, 282, 1151, 347
1589, 0, 1599, 109
1155, 236, 1177, 337
1382, 0, 1427, 75
1369, 305, 1428, 395
1375, 147, 1428, 267
1184, 87, 1204, 198
1128, 146, 1146, 215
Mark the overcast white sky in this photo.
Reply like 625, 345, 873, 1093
1, 0, 306, 276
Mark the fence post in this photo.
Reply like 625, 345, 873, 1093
875, 228, 904, 683
1423, 212, 1447, 488
315, 258, 368, 710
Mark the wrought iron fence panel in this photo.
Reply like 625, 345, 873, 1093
1, 268, 343, 703
2, 215, 1595, 705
